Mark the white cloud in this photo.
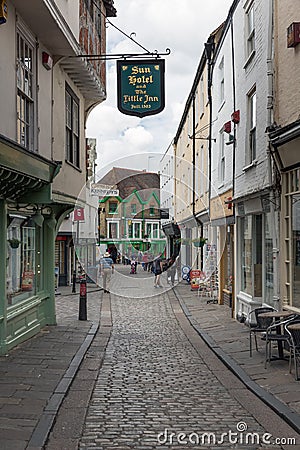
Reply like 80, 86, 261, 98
87, 0, 233, 172
123, 126, 153, 148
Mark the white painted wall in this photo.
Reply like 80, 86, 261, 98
233, 0, 271, 200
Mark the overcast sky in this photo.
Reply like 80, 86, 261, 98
86, 0, 233, 178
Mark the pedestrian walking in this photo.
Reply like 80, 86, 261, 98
153, 256, 163, 288
100, 252, 114, 293
142, 252, 148, 271
167, 255, 178, 286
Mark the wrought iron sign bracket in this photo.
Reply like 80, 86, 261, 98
71, 49, 171, 62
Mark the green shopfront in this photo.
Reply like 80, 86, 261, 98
0, 137, 71, 354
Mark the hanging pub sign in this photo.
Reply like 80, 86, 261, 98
117, 59, 165, 118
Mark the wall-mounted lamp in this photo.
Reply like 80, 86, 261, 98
223, 121, 232, 134
231, 110, 240, 124
224, 197, 233, 210
32, 210, 44, 227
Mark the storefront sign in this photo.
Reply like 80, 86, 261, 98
91, 184, 119, 197
117, 59, 165, 117
190, 269, 204, 290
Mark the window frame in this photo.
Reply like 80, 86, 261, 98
247, 87, 257, 164
65, 83, 80, 169
131, 203, 137, 215
107, 221, 119, 239
219, 57, 225, 106
245, 1, 255, 59
16, 26, 35, 151
109, 201, 118, 214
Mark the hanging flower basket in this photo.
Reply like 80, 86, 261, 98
8, 238, 21, 249
179, 238, 190, 245
192, 238, 207, 248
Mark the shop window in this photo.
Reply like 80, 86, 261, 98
265, 213, 274, 305
292, 194, 300, 309
108, 222, 118, 239
241, 215, 252, 295
253, 215, 262, 297
55, 240, 66, 282
241, 214, 263, 298
7, 215, 36, 305
134, 222, 141, 239
146, 223, 152, 237
145, 222, 159, 239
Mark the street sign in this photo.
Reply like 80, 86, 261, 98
91, 184, 119, 197
160, 208, 169, 219
74, 208, 85, 221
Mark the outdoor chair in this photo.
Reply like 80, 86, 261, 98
264, 315, 296, 368
285, 318, 300, 380
197, 273, 218, 304
248, 307, 276, 357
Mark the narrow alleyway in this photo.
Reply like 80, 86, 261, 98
73, 271, 291, 449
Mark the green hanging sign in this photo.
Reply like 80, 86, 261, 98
117, 59, 165, 117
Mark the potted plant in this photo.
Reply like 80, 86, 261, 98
192, 237, 207, 247
8, 238, 21, 249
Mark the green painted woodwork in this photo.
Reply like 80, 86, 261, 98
0, 137, 59, 183
18, 184, 53, 204
42, 216, 57, 325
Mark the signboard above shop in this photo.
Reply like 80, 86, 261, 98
117, 59, 165, 117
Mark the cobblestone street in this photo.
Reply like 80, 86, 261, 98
77, 271, 289, 449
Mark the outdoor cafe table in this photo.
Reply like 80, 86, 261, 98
259, 310, 295, 360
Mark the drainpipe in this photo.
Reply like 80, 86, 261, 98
230, 16, 237, 318
266, 0, 279, 309
204, 37, 214, 223
203, 37, 214, 270
192, 94, 203, 269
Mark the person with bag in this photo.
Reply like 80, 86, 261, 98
153, 256, 163, 288
100, 252, 114, 293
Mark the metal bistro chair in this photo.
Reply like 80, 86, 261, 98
264, 315, 296, 368
248, 307, 276, 357
285, 318, 300, 380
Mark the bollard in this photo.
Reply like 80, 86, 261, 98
79, 273, 87, 320
72, 270, 76, 293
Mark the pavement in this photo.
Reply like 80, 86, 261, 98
0, 270, 299, 449
174, 282, 300, 434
